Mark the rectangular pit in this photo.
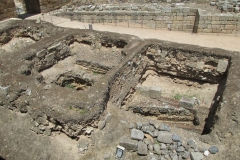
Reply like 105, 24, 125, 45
110, 43, 230, 134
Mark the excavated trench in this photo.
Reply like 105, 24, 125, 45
0, 21, 232, 141
110, 43, 230, 134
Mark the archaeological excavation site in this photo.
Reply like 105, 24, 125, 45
1, 0, 240, 160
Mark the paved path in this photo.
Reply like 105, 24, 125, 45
26, 14, 240, 52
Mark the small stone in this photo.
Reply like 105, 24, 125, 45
154, 123, 160, 129
204, 150, 210, 156
131, 129, 144, 140
161, 149, 168, 155
136, 122, 142, 129
137, 142, 148, 156
170, 154, 178, 160
172, 134, 182, 142
182, 151, 190, 159
144, 138, 153, 145
159, 124, 170, 131
157, 131, 173, 144
98, 120, 106, 130
104, 112, 112, 122
153, 130, 159, 138
190, 152, 203, 160
180, 97, 195, 108
187, 138, 196, 149
176, 146, 185, 152
153, 144, 161, 154
161, 143, 167, 150
119, 136, 138, 151
129, 123, 136, 129
177, 142, 182, 147
148, 144, 154, 152
142, 125, 150, 133
217, 59, 228, 73
208, 146, 219, 154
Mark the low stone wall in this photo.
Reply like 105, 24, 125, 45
198, 11, 240, 34
0, 0, 17, 21
58, 8, 197, 32
56, 6, 240, 35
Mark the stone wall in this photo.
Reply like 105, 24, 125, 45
0, 0, 17, 21
56, 5, 240, 35
58, 8, 197, 32
198, 11, 240, 34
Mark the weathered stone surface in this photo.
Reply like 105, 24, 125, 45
187, 138, 197, 149
131, 129, 144, 140
217, 59, 228, 73
172, 134, 182, 142
129, 123, 136, 129
149, 86, 162, 99
119, 136, 138, 151
137, 142, 148, 156
98, 120, 106, 130
157, 131, 173, 144
176, 146, 185, 152
180, 97, 195, 108
208, 146, 219, 154
190, 152, 203, 160
159, 124, 170, 131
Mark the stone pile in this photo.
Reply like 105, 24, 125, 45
119, 121, 219, 160
210, 0, 240, 13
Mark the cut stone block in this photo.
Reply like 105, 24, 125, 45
217, 59, 228, 73
190, 152, 203, 160
136, 85, 162, 99
137, 142, 148, 156
150, 86, 162, 99
157, 131, 173, 144
131, 129, 144, 140
119, 136, 138, 151
179, 97, 195, 108
196, 61, 204, 70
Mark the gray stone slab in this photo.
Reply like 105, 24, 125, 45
131, 129, 144, 140
179, 97, 195, 108
196, 61, 204, 70
150, 86, 162, 99
157, 131, 173, 144
137, 142, 148, 155
190, 152, 203, 160
119, 136, 138, 151
217, 59, 228, 73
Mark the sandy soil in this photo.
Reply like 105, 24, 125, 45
141, 74, 218, 108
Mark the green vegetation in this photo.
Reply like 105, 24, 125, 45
79, 108, 88, 114
65, 83, 75, 89
173, 93, 199, 100
69, 106, 73, 110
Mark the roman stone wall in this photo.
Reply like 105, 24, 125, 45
0, 0, 17, 21
56, 6, 240, 35
198, 11, 240, 34
58, 7, 197, 32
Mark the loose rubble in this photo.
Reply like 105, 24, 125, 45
118, 121, 219, 159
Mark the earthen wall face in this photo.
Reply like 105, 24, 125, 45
0, 0, 17, 21
39, 0, 71, 13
